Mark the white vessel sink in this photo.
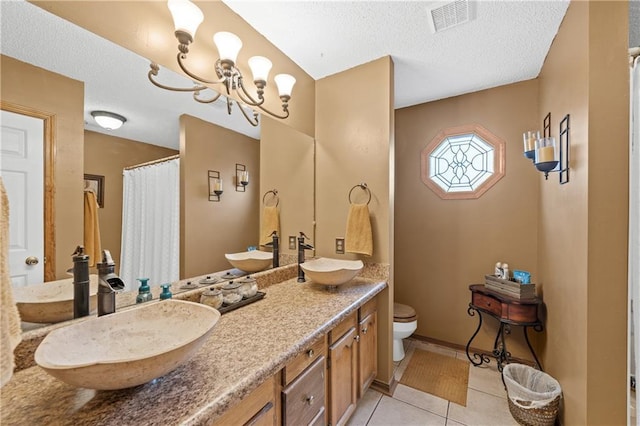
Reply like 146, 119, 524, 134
300, 258, 364, 286
225, 250, 273, 273
35, 299, 220, 390
13, 275, 99, 323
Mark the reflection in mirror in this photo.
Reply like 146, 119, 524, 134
1, 1, 314, 331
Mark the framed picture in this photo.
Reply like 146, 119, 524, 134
84, 174, 105, 208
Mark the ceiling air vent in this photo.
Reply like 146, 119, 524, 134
427, 0, 476, 33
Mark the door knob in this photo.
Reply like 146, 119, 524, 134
25, 256, 39, 266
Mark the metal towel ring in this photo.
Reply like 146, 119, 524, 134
262, 189, 279, 207
348, 183, 371, 205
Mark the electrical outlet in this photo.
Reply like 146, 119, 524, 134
289, 236, 296, 250
335, 237, 345, 254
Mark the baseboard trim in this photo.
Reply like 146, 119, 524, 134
411, 334, 536, 367
370, 376, 398, 397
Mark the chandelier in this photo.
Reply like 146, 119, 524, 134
148, 0, 296, 127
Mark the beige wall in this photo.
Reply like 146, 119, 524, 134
395, 80, 541, 359
180, 115, 260, 278
1, 55, 84, 280
84, 131, 178, 271
32, 0, 316, 138
316, 57, 394, 385
538, 2, 628, 424
260, 116, 315, 256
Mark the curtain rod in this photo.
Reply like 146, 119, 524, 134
124, 154, 180, 171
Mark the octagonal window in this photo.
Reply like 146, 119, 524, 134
421, 124, 505, 200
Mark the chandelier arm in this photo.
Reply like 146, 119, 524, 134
256, 103, 290, 120
234, 100, 259, 127
148, 67, 208, 93
235, 80, 265, 107
177, 53, 226, 85
193, 90, 223, 104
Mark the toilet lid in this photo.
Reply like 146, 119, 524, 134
394, 303, 417, 323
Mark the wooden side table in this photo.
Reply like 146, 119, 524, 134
465, 284, 544, 371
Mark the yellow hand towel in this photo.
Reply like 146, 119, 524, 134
345, 203, 373, 256
84, 190, 102, 267
260, 205, 280, 246
1, 178, 22, 387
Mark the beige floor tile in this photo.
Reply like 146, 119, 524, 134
448, 388, 518, 426
394, 344, 417, 381
347, 388, 383, 426
368, 396, 447, 426
412, 340, 458, 358
392, 383, 449, 417
467, 362, 507, 399
445, 419, 466, 426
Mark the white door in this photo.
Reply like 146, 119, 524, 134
0, 110, 44, 287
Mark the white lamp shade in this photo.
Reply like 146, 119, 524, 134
274, 74, 296, 97
167, 0, 204, 38
248, 56, 272, 83
91, 111, 126, 130
213, 32, 242, 64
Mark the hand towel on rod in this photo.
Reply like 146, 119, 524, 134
345, 203, 373, 256
84, 190, 102, 267
260, 205, 280, 246
0, 178, 22, 387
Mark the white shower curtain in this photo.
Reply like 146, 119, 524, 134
120, 158, 180, 290
630, 55, 639, 415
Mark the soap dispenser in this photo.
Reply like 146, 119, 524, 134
136, 278, 153, 303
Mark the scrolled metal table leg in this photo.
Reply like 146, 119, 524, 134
524, 324, 544, 371
465, 306, 490, 366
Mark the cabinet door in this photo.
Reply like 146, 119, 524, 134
328, 327, 357, 426
358, 310, 377, 398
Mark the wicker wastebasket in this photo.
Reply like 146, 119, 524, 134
503, 364, 562, 426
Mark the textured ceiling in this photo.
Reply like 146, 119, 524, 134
0, 0, 572, 149
223, 0, 570, 108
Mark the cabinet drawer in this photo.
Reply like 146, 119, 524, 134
359, 297, 377, 321
329, 312, 357, 345
283, 335, 326, 386
472, 292, 502, 317
212, 375, 275, 426
283, 356, 325, 426
506, 303, 539, 323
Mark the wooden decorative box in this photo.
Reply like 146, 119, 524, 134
484, 275, 536, 299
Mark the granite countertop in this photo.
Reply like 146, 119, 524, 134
1, 274, 386, 425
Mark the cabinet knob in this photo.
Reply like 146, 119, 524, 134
354, 335, 360, 343
305, 395, 315, 405
307, 349, 314, 358
362, 327, 368, 334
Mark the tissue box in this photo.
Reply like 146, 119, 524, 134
484, 275, 536, 299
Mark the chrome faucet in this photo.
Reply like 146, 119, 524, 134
97, 250, 125, 316
297, 232, 314, 282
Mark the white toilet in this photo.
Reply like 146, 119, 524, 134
393, 303, 418, 362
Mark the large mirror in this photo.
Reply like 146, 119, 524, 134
0, 1, 314, 328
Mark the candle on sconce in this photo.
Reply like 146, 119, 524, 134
214, 178, 223, 192
240, 170, 249, 185
523, 131, 538, 153
537, 146, 555, 163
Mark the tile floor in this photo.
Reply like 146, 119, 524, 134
348, 338, 520, 426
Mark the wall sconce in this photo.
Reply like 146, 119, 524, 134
236, 164, 249, 192
208, 170, 223, 201
522, 113, 570, 184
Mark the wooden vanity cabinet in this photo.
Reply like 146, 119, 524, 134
211, 374, 279, 426
358, 297, 377, 398
327, 312, 358, 426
